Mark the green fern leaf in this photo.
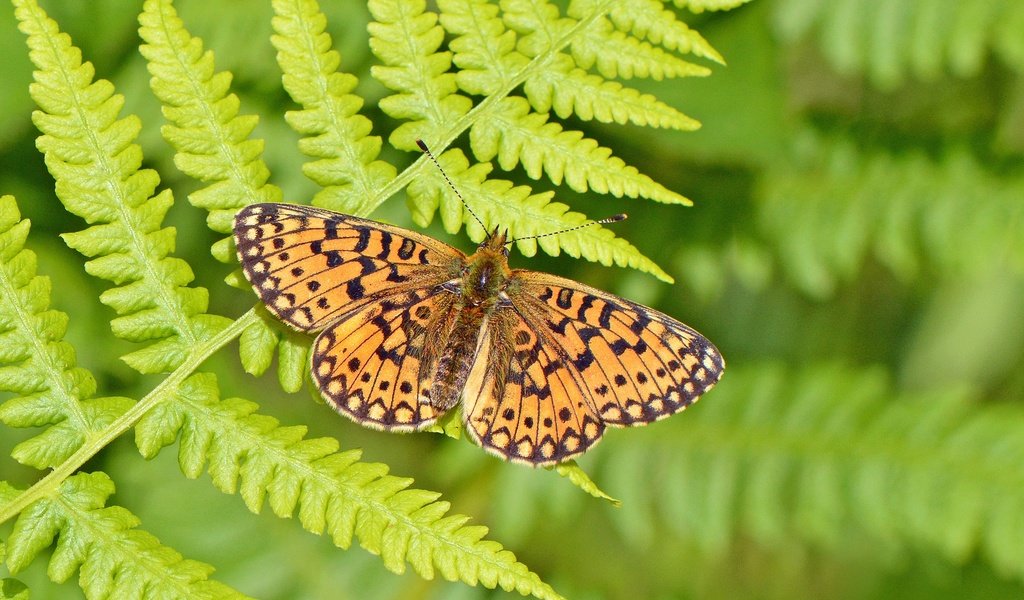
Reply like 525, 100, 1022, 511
571, 12, 712, 80
134, 373, 565, 599
439, 0, 529, 95
524, 55, 701, 129
588, 0, 725, 64
0, 195, 133, 469
674, 0, 757, 12
4, 472, 244, 598
472, 96, 691, 204
138, 0, 284, 261
552, 461, 621, 506
271, 0, 399, 215
443, 0, 699, 130
17, 0, 231, 374
369, 0, 474, 149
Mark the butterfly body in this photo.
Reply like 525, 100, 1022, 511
235, 203, 724, 466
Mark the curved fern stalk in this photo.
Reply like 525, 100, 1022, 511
16, 0, 231, 374
592, 363, 1024, 582
138, 0, 284, 264
270, 0, 399, 216
134, 373, 565, 600
758, 134, 1024, 297
2, 473, 244, 599
0, 196, 133, 469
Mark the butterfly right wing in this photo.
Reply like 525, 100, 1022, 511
233, 203, 463, 332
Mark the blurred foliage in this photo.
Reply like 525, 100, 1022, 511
1, 0, 1023, 599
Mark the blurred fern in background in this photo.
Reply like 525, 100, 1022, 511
1, 0, 1023, 598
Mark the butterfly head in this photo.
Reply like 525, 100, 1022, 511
480, 227, 511, 257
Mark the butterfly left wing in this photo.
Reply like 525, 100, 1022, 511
311, 285, 461, 430
462, 272, 724, 466
233, 203, 462, 331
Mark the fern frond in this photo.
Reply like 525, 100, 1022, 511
0, 196, 133, 469
758, 134, 1024, 297
270, 0, 398, 215
16, 0, 231, 374
772, 0, 1024, 88
471, 96, 691, 204
135, 373, 564, 600
442, 0, 698, 130
592, 0, 725, 63
138, 0, 284, 262
524, 55, 701, 129
592, 363, 1024, 582
674, 0, 757, 12
571, 12, 712, 80
406, 148, 673, 281
369, 0, 473, 149
3, 472, 244, 598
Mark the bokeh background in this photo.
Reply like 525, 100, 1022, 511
2, 1, 1023, 598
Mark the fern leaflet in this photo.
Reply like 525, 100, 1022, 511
0, 196, 133, 469
18, 0, 230, 374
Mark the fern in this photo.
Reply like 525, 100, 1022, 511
19, 0, 231, 374
0, 196, 132, 469
772, 0, 1024, 88
757, 133, 1024, 297
270, 0, 399, 215
4, 473, 242, 598
138, 0, 284, 263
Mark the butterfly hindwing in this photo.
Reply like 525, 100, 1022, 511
511, 273, 724, 428
234, 203, 462, 331
463, 308, 606, 465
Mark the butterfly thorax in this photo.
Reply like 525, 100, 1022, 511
461, 233, 512, 307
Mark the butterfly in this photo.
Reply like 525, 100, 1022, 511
233, 202, 724, 466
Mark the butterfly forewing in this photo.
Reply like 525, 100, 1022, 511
234, 203, 461, 331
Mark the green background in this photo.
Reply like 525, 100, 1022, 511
2, 1, 1023, 598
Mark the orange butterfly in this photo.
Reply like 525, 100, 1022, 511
234, 201, 723, 466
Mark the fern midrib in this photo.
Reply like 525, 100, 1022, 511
368, 0, 616, 214
0, 255, 90, 430
25, 3, 201, 349
0, 309, 256, 527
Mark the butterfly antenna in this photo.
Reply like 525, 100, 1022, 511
508, 213, 627, 245
416, 139, 488, 235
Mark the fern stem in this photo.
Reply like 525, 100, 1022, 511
0, 308, 259, 526
369, 0, 615, 212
